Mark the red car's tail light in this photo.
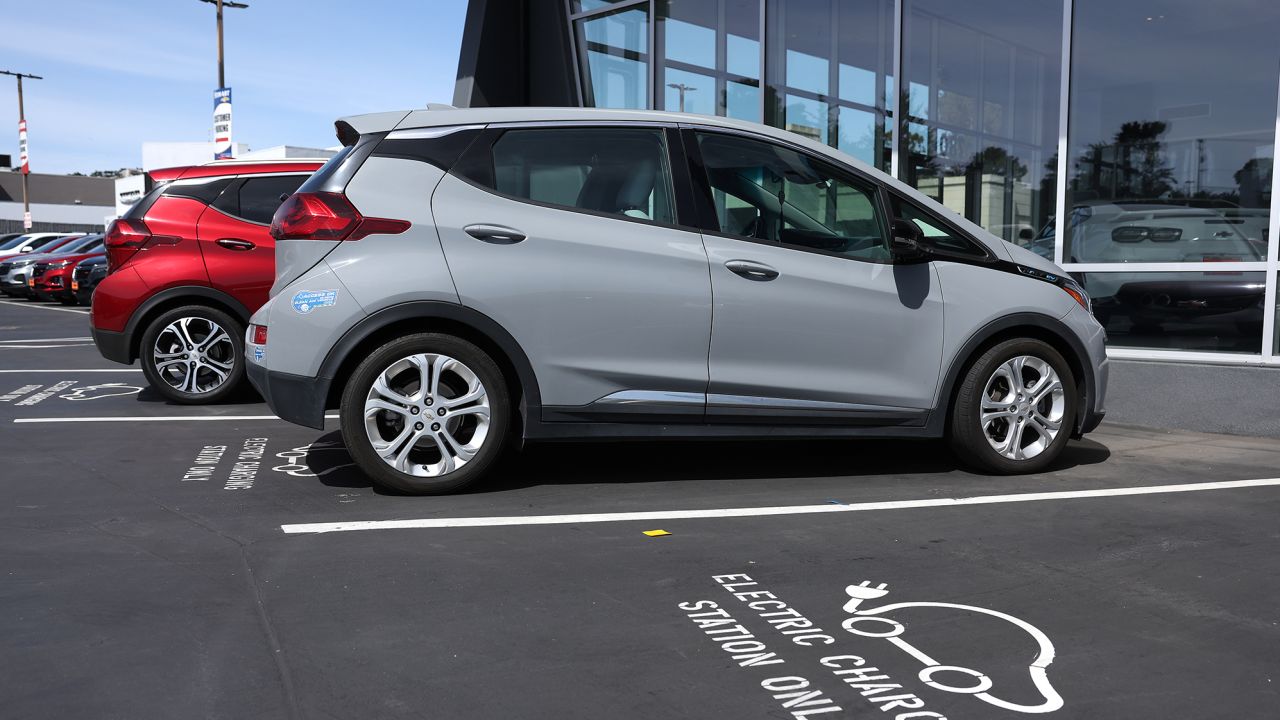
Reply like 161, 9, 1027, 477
269, 192, 409, 242
104, 218, 152, 272
250, 324, 268, 345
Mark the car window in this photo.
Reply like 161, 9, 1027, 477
890, 195, 988, 258
237, 175, 308, 224
55, 236, 100, 254
0, 235, 29, 250
25, 236, 63, 251
693, 132, 890, 261
487, 127, 676, 224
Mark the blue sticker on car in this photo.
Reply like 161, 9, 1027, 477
253, 346, 265, 362
292, 289, 338, 315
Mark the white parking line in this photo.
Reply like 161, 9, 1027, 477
0, 368, 142, 373
280, 477, 1280, 535
13, 413, 338, 424
0, 300, 90, 315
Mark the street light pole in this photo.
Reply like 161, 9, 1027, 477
1, 70, 42, 230
198, 0, 248, 89
667, 83, 697, 113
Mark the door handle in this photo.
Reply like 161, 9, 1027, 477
464, 224, 526, 244
216, 238, 255, 251
725, 260, 779, 281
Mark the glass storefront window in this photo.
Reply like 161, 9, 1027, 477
656, 0, 762, 120
765, 0, 893, 171
1079, 271, 1267, 353
902, 0, 1062, 246
572, 0, 639, 14
1065, 2, 1280, 264
577, 8, 650, 109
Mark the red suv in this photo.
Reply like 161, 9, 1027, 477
91, 159, 324, 403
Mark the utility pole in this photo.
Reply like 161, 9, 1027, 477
198, 0, 248, 89
1, 70, 42, 230
199, 0, 247, 159
667, 83, 697, 113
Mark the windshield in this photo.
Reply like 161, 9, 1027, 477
0, 235, 32, 251
51, 235, 102, 255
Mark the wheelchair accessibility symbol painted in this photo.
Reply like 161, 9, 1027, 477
841, 580, 1064, 714
292, 289, 338, 315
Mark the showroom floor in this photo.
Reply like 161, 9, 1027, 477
3, 298, 1279, 719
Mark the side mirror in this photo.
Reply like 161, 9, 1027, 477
20, 246, 33, 253
890, 218, 928, 260
1018, 227, 1035, 242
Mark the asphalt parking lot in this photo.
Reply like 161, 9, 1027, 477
3, 297, 1280, 720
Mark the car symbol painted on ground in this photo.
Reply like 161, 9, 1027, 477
841, 580, 1063, 714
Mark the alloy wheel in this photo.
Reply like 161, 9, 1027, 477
152, 317, 236, 395
363, 353, 492, 477
979, 354, 1065, 461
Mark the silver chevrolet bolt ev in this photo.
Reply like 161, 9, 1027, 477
246, 107, 1107, 495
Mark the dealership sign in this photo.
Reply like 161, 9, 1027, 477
18, 119, 29, 174
213, 87, 233, 160
114, 174, 149, 217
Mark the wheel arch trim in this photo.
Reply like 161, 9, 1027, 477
318, 301, 542, 422
931, 312, 1096, 436
123, 286, 252, 363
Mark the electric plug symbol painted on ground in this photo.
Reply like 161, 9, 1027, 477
843, 580, 890, 613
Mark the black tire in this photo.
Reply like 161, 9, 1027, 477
949, 338, 1077, 475
139, 305, 245, 405
340, 333, 511, 495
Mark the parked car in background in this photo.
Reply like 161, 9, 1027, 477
29, 235, 106, 304
1033, 201, 1267, 338
247, 107, 1108, 494
72, 256, 109, 306
91, 158, 326, 404
0, 234, 100, 298
0, 232, 83, 261
0, 232, 26, 247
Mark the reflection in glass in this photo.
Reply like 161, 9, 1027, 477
903, 0, 1062, 245
765, 0, 893, 171
726, 81, 761, 123
573, 0, 635, 12
665, 68, 716, 115
1079, 272, 1266, 353
1065, 2, 1280, 263
656, 0, 761, 119
578, 9, 649, 110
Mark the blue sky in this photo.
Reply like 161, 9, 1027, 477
0, 0, 466, 174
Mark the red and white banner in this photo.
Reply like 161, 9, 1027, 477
18, 119, 29, 174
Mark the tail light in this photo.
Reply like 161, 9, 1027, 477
104, 218, 152, 272
270, 192, 409, 242
250, 324, 268, 345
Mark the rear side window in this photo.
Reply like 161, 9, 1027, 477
482, 127, 676, 225
237, 175, 308, 224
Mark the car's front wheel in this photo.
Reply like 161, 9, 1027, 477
340, 333, 511, 495
139, 305, 245, 404
949, 338, 1077, 474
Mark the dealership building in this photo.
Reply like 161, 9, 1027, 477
454, 0, 1280, 366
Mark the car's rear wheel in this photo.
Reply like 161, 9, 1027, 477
340, 333, 511, 495
949, 338, 1077, 474
139, 305, 245, 404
